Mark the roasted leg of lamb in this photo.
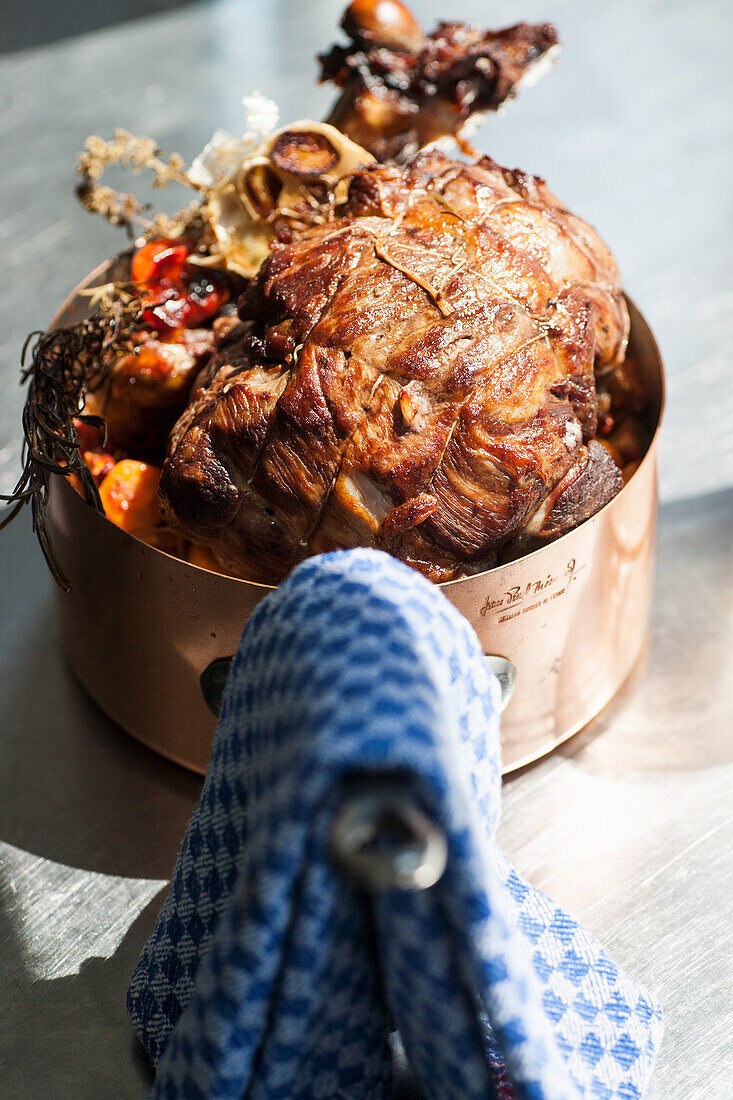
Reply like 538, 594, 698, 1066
160, 144, 628, 582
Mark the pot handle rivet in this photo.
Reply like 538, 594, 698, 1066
329, 779, 448, 892
200, 656, 233, 717
485, 654, 517, 712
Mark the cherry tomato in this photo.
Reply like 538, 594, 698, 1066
131, 238, 191, 286
142, 271, 230, 334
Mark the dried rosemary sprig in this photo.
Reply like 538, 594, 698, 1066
0, 300, 139, 590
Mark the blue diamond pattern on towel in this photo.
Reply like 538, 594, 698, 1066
127, 548, 662, 1099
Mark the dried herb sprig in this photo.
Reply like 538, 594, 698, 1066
76, 179, 148, 228
150, 201, 208, 241
76, 128, 203, 234
78, 129, 194, 189
0, 301, 139, 590
76, 279, 140, 312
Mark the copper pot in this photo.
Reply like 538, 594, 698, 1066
45, 258, 664, 774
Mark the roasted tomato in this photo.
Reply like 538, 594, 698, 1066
74, 419, 105, 452
71, 418, 116, 486
83, 450, 116, 484
98, 460, 162, 534
132, 237, 230, 335
131, 238, 191, 286
142, 271, 230, 334
92, 328, 215, 455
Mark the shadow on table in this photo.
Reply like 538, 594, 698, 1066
0, 868, 426, 1099
0, 886, 159, 1098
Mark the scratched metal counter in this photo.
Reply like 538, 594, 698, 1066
0, 1, 731, 1097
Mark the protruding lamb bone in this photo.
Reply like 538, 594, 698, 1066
342, 0, 425, 52
320, 1, 559, 161
204, 121, 374, 278
270, 130, 340, 179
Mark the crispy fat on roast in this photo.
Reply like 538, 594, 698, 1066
159, 150, 629, 582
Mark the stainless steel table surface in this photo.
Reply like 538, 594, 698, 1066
1, 1, 731, 1096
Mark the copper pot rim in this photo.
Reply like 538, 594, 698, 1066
50, 254, 665, 594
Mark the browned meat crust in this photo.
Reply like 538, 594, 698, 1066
320, 2, 558, 160
160, 150, 629, 582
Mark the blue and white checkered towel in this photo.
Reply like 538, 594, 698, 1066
128, 549, 662, 1099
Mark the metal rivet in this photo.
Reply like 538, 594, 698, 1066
330, 781, 447, 892
485, 654, 517, 712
